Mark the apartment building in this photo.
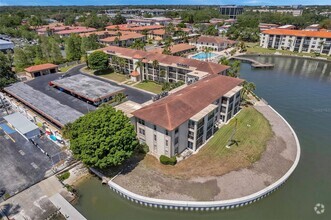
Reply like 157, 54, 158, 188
260, 29, 331, 55
100, 32, 146, 47
98, 46, 229, 84
132, 74, 243, 158
127, 17, 172, 26
189, 35, 236, 52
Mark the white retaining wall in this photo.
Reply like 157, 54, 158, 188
108, 105, 301, 211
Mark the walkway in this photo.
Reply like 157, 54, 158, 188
230, 56, 274, 68
49, 193, 87, 220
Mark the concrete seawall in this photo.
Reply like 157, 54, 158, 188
108, 105, 301, 211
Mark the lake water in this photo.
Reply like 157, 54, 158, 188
74, 55, 331, 220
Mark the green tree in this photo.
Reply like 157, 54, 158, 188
111, 13, 126, 25
204, 25, 218, 36
81, 34, 102, 53
65, 34, 82, 61
64, 15, 76, 26
84, 14, 109, 29
0, 52, 17, 89
88, 51, 109, 71
63, 105, 138, 169
14, 47, 34, 70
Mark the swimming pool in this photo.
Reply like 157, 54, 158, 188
191, 52, 218, 60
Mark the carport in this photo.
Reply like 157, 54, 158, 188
4, 112, 40, 139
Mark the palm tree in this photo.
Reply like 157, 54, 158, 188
159, 69, 166, 82
152, 60, 159, 81
118, 57, 126, 74
135, 60, 144, 80
204, 47, 213, 62
242, 81, 256, 97
111, 56, 119, 71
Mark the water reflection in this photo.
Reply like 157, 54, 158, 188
244, 55, 331, 82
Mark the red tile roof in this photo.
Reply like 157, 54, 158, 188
150, 43, 195, 55
262, 29, 331, 38
133, 74, 243, 130
195, 36, 237, 45
100, 46, 229, 75
56, 27, 96, 35
106, 24, 164, 32
25, 63, 58, 73
100, 32, 144, 43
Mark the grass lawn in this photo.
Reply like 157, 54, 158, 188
143, 107, 273, 178
59, 64, 79, 72
134, 81, 163, 94
96, 72, 128, 83
84, 68, 128, 83
246, 45, 331, 60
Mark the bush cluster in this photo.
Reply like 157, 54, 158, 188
159, 155, 177, 165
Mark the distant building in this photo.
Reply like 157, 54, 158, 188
0, 39, 14, 52
259, 23, 279, 32
251, 9, 303, 17
278, 25, 296, 30
24, 63, 58, 78
189, 36, 236, 52
132, 74, 243, 158
305, 24, 320, 31
100, 32, 146, 47
260, 29, 331, 55
127, 17, 172, 26
106, 24, 164, 33
219, 5, 244, 19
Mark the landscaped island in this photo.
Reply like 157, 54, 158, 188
110, 103, 299, 204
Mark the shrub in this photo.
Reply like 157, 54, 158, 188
137, 143, 149, 154
58, 171, 70, 181
160, 155, 177, 165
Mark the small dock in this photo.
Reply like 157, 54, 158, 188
230, 56, 274, 69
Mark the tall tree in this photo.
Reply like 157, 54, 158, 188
111, 13, 126, 25
81, 34, 102, 53
88, 51, 109, 71
63, 105, 139, 169
0, 52, 17, 89
65, 34, 82, 61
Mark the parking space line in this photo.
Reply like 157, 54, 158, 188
19, 150, 25, 156
31, 162, 39, 169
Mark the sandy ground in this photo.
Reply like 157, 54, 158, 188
113, 104, 297, 201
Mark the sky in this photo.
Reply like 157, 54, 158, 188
0, 0, 330, 6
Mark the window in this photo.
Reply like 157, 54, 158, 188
165, 130, 168, 135
166, 140, 169, 146
175, 137, 179, 145
175, 128, 179, 134
153, 125, 157, 130
138, 119, 145, 125
139, 128, 145, 135
154, 134, 157, 141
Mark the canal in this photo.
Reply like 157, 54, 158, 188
74, 55, 331, 220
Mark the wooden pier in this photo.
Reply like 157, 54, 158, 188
230, 56, 275, 69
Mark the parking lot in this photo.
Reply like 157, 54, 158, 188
25, 65, 152, 114
0, 116, 56, 197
